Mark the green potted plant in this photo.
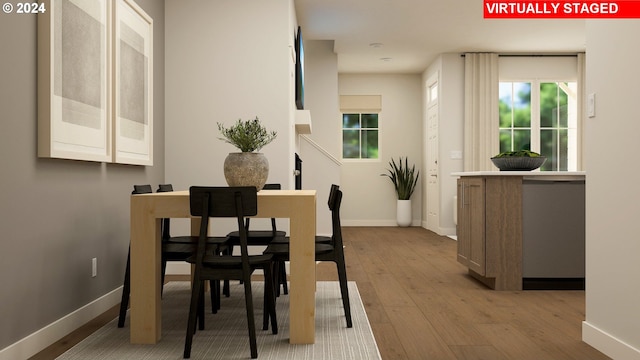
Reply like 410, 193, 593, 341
490, 150, 546, 171
217, 117, 277, 190
381, 157, 420, 227
217, 117, 277, 152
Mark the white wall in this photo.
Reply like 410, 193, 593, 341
303, 40, 341, 157
165, 0, 297, 237
582, 20, 640, 360
299, 40, 341, 235
338, 74, 423, 226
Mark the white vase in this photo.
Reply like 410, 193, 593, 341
396, 199, 412, 227
223, 152, 269, 190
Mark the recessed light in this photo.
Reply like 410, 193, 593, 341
380, 57, 392, 62
369, 42, 383, 48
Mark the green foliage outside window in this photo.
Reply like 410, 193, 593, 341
499, 81, 575, 171
499, 82, 531, 153
342, 113, 379, 159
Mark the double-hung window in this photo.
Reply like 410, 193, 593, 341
342, 113, 379, 159
499, 80, 578, 171
340, 95, 382, 160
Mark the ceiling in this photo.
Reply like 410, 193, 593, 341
294, 0, 586, 73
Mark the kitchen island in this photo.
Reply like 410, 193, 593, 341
453, 171, 586, 291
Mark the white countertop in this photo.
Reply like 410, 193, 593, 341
452, 171, 586, 181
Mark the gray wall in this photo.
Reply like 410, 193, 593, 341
0, 0, 165, 350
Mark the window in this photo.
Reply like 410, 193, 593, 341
499, 81, 578, 171
339, 95, 381, 160
342, 113, 379, 159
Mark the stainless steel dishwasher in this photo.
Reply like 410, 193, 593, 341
522, 179, 585, 289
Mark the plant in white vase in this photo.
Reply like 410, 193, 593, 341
381, 157, 420, 227
217, 117, 277, 190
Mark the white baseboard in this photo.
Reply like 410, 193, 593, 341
437, 226, 456, 237
0, 287, 122, 360
420, 220, 456, 237
341, 219, 421, 227
582, 321, 640, 360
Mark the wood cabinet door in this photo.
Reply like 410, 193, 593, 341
456, 178, 485, 275
466, 177, 485, 275
456, 179, 469, 266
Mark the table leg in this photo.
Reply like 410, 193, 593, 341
288, 195, 316, 344
130, 197, 162, 344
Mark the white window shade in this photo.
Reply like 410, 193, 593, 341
340, 95, 382, 113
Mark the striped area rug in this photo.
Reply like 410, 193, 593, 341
57, 281, 381, 360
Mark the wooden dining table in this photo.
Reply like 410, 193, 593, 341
129, 189, 317, 344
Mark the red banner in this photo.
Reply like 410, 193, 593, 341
484, 1, 640, 18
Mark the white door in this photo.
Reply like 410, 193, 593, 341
425, 74, 440, 232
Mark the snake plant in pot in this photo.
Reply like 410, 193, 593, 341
381, 157, 420, 227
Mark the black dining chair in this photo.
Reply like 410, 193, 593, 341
156, 184, 232, 312
264, 185, 352, 328
118, 185, 229, 328
226, 183, 287, 245
267, 184, 337, 295
226, 183, 289, 294
270, 184, 338, 245
184, 186, 278, 359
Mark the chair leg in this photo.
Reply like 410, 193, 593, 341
161, 256, 167, 297
210, 280, 220, 314
197, 285, 206, 331
221, 248, 231, 298
263, 264, 273, 331
184, 279, 203, 359
263, 264, 278, 334
117, 247, 131, 328
262, 275, 269, 331
272, 260, 286, 297
272, 261, 280, 297
279, 261, 288, 295
241, 274, 258, 359
223, 279, 230, 297
336, 259, 353, 328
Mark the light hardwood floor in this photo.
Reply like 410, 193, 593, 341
30, 227, 609, 360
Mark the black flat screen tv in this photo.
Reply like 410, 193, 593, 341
295, 26, 304, 110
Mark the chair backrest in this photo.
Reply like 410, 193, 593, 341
190, 186, 258, 218
262, 183, 281, 191
328, 184, 339, 210
132, 184, 152, 195
156, 184, 174, 240
330, 188, 344, 249
245, 183, 281, 234
157, 184, 173, 193
189, 186, 258, 265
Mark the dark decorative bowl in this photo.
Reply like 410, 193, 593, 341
491, 156, 546, 171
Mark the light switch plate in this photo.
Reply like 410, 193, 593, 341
588, 93, 596, 118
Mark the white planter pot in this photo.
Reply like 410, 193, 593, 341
396, 199, 412, 227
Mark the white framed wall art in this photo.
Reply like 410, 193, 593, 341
37, 0, 153, 165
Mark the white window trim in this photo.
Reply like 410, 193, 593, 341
340, 95, 382, 161
340, 112, 381, 161
499, 79, 578, 171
